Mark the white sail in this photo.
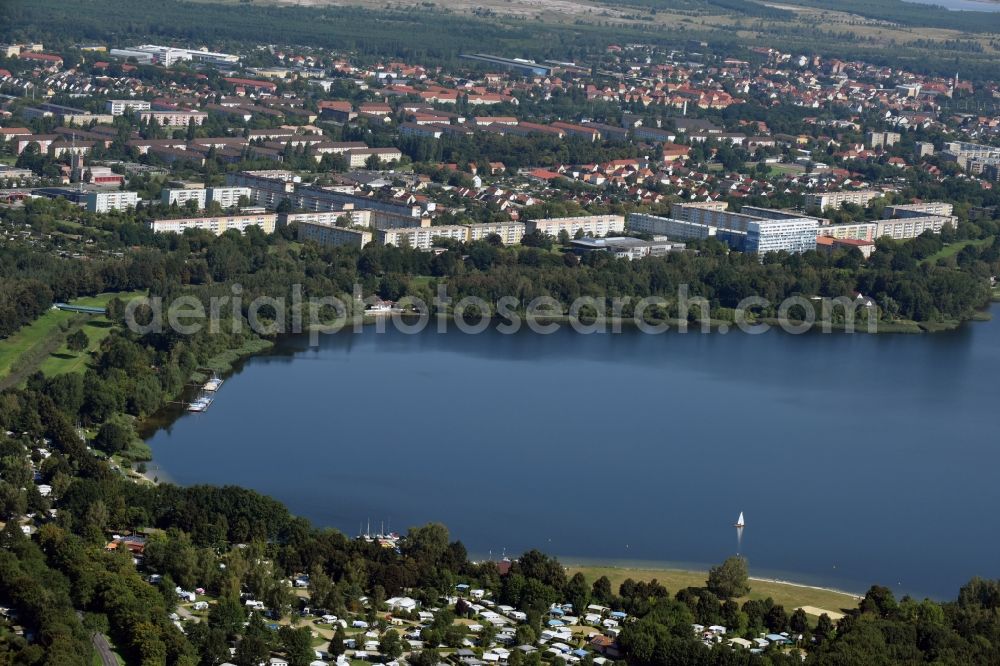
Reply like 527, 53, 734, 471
735, 512, 745, 527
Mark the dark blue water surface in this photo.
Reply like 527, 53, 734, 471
146, 312, 1000, 600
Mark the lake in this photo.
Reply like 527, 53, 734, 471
146, 312, 1000, 600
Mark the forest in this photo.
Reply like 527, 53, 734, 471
3, 0, 1000, 80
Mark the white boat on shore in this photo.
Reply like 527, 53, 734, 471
187, 395, 214, 412
202, 374, 223, 392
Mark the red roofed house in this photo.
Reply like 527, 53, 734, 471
20, 52, 63, 69
222, 77, 278, 94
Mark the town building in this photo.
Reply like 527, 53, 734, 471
207, 186, 252, 209
140, 110, 207, 127
86, 190, 138, 213
803, 190, 884, 211
526, 215, 625, 238
466, 221, 525, 245
109, 45, 239, 67
627, 213, 718, 240
149, 213, 277, 235
378, 225, 469, 249
297, 222, 372, 248
106, 99, 152, 116
570, 237, 686, 260
162, 187, 207, 208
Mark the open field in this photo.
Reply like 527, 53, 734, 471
0, 291, 145, 388
567, 565, 861, 617
219, 0, 1000, 56
922, 236, 995, 265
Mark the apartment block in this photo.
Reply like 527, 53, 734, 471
627, 213, 718, 240
207, 186, 252, 209
140, 110, 207, 127
819, 222, 878, 242
466, 221, 525, 245
297, 222, 372, 248
106, 100, 151, 116
86, 190, 138, 213
378, 225, 469, 249
876, 216, 951, 240
150, 213, 277, 235
803, 190, 884, 211
162, 187, 207, 208
526, 215, 625, 238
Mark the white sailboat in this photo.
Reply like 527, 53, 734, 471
734, 511, 745, 528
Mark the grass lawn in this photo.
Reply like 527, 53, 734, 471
567, 565, 860, 617
921, 237, 993, 265
0, 291, 146, 388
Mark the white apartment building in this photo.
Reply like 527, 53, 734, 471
876, 216, 950, 240
162, 187, 207, 208
466, 221, 525, 245
140, 110, 207, 127
526, 215, 625, 238
207, 186, 252, 210
297, 222, 372, 248
150, 213, 277, 235
106, 99, 151, 116
884, 202, 954, 218
627, 213, 718, 240
804, 190, 884, 211
378, 225, 469, 249
819, 222, 878, 242
86, 190, 138, 213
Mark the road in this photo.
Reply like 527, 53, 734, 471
91, 632, 118, 666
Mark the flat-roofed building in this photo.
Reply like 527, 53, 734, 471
106, 99, 151, 116
570, 236, 686, 260
884, 202, 954, 218
162, 187, 207, 208
140, 110, 207, 127
378, 225, 469, 250
747, 218, 817, 254
526, 215, 625, 238
207, 186, 252, 210
297, 222, 372, 248
819, 222, 877, 241
150, 213, 277, 235
466, 221, 525, 245
86, 190, 138, 213
627, 213, 718, 240
804, 190, 883, 211
876, 216, 950, 240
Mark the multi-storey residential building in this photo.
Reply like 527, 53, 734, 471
86, 190, 138, 213
106, 100, 151, 116
526, 215, 625, 238
876, 216, 951, 240
466, 221, 525, 245
149, 213, 277, 235
297, 222, 372, 248
140, 110, 207, 127
627, 213, 718, 240
207, 186, 252, 210
884, 202, 954, 218
866, 131, 901, 149
804, 190, 884, 211
162, 187, 207, 208
377, 225, 469, 249
819, 222, 878, 242
652, 205, 817, 254
747, 218, 818, 254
